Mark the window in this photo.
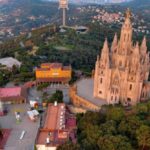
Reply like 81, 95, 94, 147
142, 92, 144, 97
129, 84, 132, 90
124, 34, 126, 41
127, 98, 131, 102
100, 78, 103, 84
128, 34, 130, 41
99, 91, 102, 94
111, 96, 113, 101
115, 96, 117, 101
119, 61, 122, 67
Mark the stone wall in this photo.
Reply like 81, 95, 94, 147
69, 85, 100, 111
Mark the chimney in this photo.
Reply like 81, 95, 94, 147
54, 101, 57, 106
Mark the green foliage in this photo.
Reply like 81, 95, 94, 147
136, 125, 150, 150
100, 120, 117, 135
135, 103, 148, 115
118, 116, 142, 140
60, 102, 150, 150
47, 90, 63, 103
106, 106, 125, 123
37, 83, 49, 91
57, 142, 80, 150
0, 69, 11, 86
34, 145, 37, 150
97, 135, 133, 150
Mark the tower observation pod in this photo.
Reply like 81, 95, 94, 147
59, 0, 69, 27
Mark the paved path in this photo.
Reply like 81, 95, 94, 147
28, 84, 70, 103
0, 104, 40, 150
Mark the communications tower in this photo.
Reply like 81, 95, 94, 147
59, 0, 68, 27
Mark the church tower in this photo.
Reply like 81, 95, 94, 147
94, 39, 110, 99
93, 9, 150, 106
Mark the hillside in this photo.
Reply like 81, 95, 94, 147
123, 0, 150, 9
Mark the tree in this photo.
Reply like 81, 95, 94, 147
100, 120, 117, 135
106, 106, 125, 123
134, 103, 148, 116
37, 83, 49, 91
118, 115, 142, 142
47, 90, 63, 103
136, 125, 150, 150
79, 124, 102, 150
57, 142, 80, 150
12, 65, 19, 75
97, 135, 133, 150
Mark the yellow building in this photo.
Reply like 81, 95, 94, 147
36, 63, 71, 84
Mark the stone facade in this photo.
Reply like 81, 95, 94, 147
94, 9, 150, 105
69, 85, 100, 111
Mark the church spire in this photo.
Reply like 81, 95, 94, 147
125, 8, 131, 19
101, 38, 109, 57
140, 36, 147, 54
111, 33, 118, 52
134, 42, 140, 56
120, 8, 133, 47
100, 38, 110, 67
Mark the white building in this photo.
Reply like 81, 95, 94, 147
0, 57, 21, 70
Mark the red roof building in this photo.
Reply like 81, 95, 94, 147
0, 129, 11, 150
36, 103, 77, 150
0, 87, 27, 104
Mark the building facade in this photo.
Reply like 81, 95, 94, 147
0, 57, 21, 70
0, 87, 27, 104
36, 63, 72, 84
94, 9, 150, 105
36, 103, 76, 150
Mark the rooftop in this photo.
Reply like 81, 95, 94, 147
44, 103, 66, 130
0, 87, 22, 98
36, 103, 77, 147
76, 78, 107, 106
37, 63, 71, 71
36, 130, 67, 146
41, 63, 62, 69
0, 129, 11, 149
0, 57, 21, 69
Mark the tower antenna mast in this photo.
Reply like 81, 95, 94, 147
59, 0, 69, 27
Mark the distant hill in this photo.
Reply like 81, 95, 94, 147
43, 0, 133, 4
122, 0, 150, 9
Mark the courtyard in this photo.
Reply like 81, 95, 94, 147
28, 84, 70, 103
0, 104, 40, 150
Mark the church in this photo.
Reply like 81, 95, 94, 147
94, 9, 150, 106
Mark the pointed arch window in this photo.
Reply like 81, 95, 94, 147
100, 78, 103, 84
99, 91, 102, 94
128, 34, 130, 41
111, 96, 113, 101
119, 61, 122, 67
129, 84, 132, 90
124, 34, 126, 41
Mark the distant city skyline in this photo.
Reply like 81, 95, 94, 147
44, 0, 132, 4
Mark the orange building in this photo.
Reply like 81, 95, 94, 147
35, 63, 72, 84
